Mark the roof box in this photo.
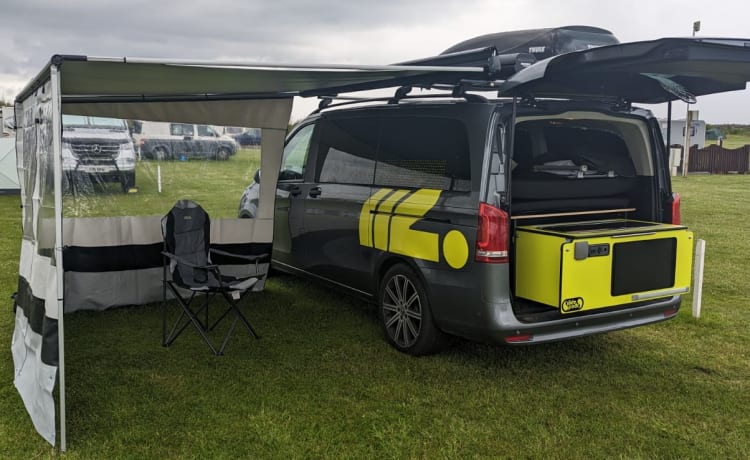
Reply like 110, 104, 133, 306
442, 26, 620, 61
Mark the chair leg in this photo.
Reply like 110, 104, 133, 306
220, 291, 261, 339
218, 316, 240, 355
162, 262, 168, 346
212, 293, 259, 354
162, 283, 260, 355
164, 283, 221, 355
208, 297, 232, 331
164, 289, 195, 345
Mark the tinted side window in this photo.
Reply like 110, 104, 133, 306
375, 117, 471, 191
279, 123, 314, 181
317, 117, 378, 185
170, 123, 194, 136
197, 125, 216, 136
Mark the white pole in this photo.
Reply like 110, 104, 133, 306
682, 110, 692, 177
157, 165, 162, 193
692, 239, 706, 319
682, 22, 700, 177
50, 65, 67, 452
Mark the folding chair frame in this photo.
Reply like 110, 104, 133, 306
159, 201, 268, 356
161, 272, 260, 355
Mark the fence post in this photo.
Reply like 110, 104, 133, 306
710, 145, 718, 174
692, 239, 706, 319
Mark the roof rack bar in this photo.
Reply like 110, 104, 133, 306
311, 91, 490, 114
318, 95, 375, 101
388, 86, 413, 104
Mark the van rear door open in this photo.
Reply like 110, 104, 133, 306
499, 37, 750, 103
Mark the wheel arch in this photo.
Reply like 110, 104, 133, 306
375, 255, 431, 300
150, 144, 172, 158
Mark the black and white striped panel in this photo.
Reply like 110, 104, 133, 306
61, 216, 272, 311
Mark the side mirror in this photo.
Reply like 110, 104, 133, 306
253, 168, 261, 184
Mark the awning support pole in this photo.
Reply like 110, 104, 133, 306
50, 65, 67, 452
666, 101, 672, 153
682, 104, 693, 177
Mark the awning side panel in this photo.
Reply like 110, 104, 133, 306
61, 216, 273, 311
57, 98, 291, 311
12, 79, 59, 446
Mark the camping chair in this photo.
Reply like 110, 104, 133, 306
161, 200, 269, 355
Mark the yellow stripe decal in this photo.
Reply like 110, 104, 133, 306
358, 187, 469, 270
373, 190, 410, 251
388, 189, 442, 261
358, 188, 392, 247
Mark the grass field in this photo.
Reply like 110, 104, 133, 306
1, 175, 749, 458
63, 147, 261, 218
706, 134, 750, 149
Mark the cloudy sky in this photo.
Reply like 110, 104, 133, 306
1, 0, 749, 122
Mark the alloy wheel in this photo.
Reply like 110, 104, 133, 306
382, 274, 422, 348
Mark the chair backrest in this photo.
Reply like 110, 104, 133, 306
161, 200, 211, 288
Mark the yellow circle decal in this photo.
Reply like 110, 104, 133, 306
443, 230, 469, 269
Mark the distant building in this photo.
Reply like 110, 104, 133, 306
659, 118, 706, 148
705, 127, 724, 141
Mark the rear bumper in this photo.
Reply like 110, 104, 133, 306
460, 295, 681, 345
424, 258, 683, 345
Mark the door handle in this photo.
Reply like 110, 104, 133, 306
290, 186, 301, 197
309, 187, 322, 198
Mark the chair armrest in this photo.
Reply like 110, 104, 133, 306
209, 248, 270, 263
161, 251, 218, 270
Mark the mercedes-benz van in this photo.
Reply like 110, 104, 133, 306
238, 35, 750, 354
245, 98, 689, 354
62, 115, 136, 192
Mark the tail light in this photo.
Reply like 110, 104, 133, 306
505, 334, 532, 343
671, 192, 681, 225
476, 202, 509, 263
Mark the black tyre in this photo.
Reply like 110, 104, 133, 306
154, 147, 168, 161
216, 147, 230, 161
379, 264, 447, 355
121, 172, 135, 193
238, 206, 256, 219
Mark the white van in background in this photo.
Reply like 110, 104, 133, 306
132, 121, 239, 160
62, 115, 136, 193
1, 106, 20, 194
1, 106, 15, 136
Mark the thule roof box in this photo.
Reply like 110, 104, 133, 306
443, 25, 620, 61
392, 26, 619, 85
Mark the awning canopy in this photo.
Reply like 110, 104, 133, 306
18, 55, 488, 104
